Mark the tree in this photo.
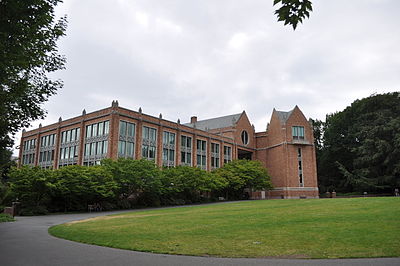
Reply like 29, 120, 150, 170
0, 180, 11, 209
273, 0, 313, 30
160, 166, 225, 204
213, 160, 272, 200
0, 0, 67, 171
316, 92, 400, 193
52, 165, 116, 212
8, 166, 54, 214
102, 158, 162, 207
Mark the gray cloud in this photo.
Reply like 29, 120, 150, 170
13, 0, 400, 153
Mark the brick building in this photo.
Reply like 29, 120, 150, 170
19, 101, 319, 199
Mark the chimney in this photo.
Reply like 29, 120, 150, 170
190, 116, 197, 124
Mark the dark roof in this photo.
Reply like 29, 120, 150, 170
275, 108, 294, 124
184, 113, 242, 131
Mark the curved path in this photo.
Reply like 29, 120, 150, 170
0, 210, 398, 266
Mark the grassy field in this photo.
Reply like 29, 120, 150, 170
49, 197, 400, 258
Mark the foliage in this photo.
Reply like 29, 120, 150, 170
0, 0, 67, 176
315, 92, 400, 193
273, 0, 313, 30
9, 166, 54, 212
6, 158, 274, 214
310, 118, 324, 152
0, 213, 15, 222
0, 180, 11, 207
102, 158, 161, 207
160, 166, 225, 204
0, 148, 15, 181
49, 198, 400, 258
52, 165, 117, 212
213, 160, 272, 199
8, 165, 117, 213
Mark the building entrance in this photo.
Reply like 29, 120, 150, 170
238, 149, 252, 160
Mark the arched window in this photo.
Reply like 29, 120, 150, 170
241, 130, 249, 145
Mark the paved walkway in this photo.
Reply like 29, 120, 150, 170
0, 210, 399, 266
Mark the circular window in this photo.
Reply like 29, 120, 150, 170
241, 130, 249, 145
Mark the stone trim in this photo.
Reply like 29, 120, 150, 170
273, 187, 319, 191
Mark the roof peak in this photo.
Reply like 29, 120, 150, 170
274, 107, 295, 123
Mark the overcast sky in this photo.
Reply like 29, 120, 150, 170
14, 0, 400, 153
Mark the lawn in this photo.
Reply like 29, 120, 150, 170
49, 197, 400, 258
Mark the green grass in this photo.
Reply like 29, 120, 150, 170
0, 213, 15, 223
49, 197, 400, 258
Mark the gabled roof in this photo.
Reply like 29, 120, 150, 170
184, 113, 242, 131
274, 108, 294, 124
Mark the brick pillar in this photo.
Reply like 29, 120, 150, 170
78, 119, 85, 165
18, 131, 24, 167
109, 111, 120, 160
157, 123, 163, 167
207, 136, 211, 171
220, 140, 224, 167
176, 128, 181, 166
54, 124, 62, 168
193, 133, 197, 167
34, 133, 40, 166
136, 118, 142, 160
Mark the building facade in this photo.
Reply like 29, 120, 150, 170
19, 101, 319, 199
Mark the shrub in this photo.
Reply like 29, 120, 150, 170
102, 158, 161, 206
9, 166, 54, 210
160, 166, 223, 204
52, 165, 117, 212
19, 206, 48, 216
213, 160, 273, 200
0, 213, 14, 222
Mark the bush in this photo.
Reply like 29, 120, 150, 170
100, 201, 117, 211
4, 158, 274, 214
0, 213, 14, 222
53, 165, 117, 212
102, 158, 161, 207
9, 166, 53, 210
160, 166, 223, 204
19, 206, 49, 216
213, 160, 273, 200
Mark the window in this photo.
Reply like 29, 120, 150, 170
38, 134, 56, 168
224, 146, 232, 164
98, 122, 104, 136
241, 130, 249, 145
181, 135, 192, 166
162, 131, 175, 167
118, 121, 136, 158
93, 123, 98, 137
83, 121, 110, 166
127, 122, 135, 137
196, 139, 207, 170
142, 126, 157, 160
86, 125, 92, 138
67, 130, 71, 142
119, 121, 127, 137
211, 143, 220, 169
298, 148, 304, 187
104, 121, 110, 135
292, 126, 305, 140
59, 127, 80, 167
102, 140, 108, 155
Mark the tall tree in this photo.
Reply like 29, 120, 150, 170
0, 0, 67, 169
317, 92, 400, 193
